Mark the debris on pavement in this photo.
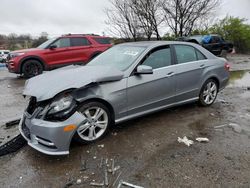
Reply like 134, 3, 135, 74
112, 172, 122, 187
214, 123, 242, 133
80, 158, 87, 171
214, 124, 228, 129
104, 166, 109, 186
64, 180, 74, 188
217, 98, 230, 105
98, 144, 104, 148
5, 118, 21, 128
0, 134, 26, 156
117, 181, 144, 188
177, 136, 194, 147
108, 165, 120, 173
90, 182, 104, 187
111, 158, 115, 174
229, 123, 242, 133
210, 113, 215, 117
112, 132, 118, 136
76, 179, 82, 185
99, 157, 103, 168
196, 137, 209, 143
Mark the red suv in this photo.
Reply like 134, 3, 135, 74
6, 34, 112, 77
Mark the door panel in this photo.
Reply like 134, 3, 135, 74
44, 48, 74, 66
43, 38, 74, 67
67, 46, 94, 63
127, 66, 176, 115
174, 44, 208, 101
126, 46, 176, 116
68, 37, 95, 63
174, 60, 208, 101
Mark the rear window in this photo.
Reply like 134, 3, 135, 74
93, 38, 111, 44
4, 51, 9, 54
196, 50, 206, 60
174, 45, 207, 64
175, 45, 197, 64
71, 37, 91, 46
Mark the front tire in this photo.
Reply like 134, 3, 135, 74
22, 60, 43, 78
74, 101, 111, 144
199, 79, 218, 106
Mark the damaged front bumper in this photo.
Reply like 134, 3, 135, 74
19, 111, 86, 155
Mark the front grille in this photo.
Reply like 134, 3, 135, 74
26, 97, 50, 118
27, 97, 37, 115
21, 118, 30, 139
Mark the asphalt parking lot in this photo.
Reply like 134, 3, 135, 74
0, 54, 250, 187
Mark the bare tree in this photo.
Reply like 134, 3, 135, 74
131, 0, 163, 40
105, 0, 164, 41
161, 0, 220, 37
105, 0, 140, 41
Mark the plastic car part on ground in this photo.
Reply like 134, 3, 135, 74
0, 119, 27, 157
196, 137, 209, 142
177, 136, 194, 147
64, 157, 143, 188
178, 136, 210, 147
117, 181, 144, 188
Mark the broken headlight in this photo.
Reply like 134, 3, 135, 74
47, 93, 74, 116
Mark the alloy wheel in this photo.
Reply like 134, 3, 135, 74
202, 81, 217, 105
77, 106, 108, 141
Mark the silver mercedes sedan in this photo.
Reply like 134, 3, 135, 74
19, 41, 230, 155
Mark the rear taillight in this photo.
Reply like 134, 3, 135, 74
224, 63, 230, 71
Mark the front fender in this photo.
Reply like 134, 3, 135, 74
19, 55, 47, 72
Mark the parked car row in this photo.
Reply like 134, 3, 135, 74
6, 34, 112, 77
19, 41, 230, 155
0, 50, 10, 63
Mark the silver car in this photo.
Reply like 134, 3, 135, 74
19, 41, 230, 155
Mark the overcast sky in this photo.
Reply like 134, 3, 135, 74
0, 0, 249, 38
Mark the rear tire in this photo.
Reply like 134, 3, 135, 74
199, 79, 218, 106
74, 101, 111, 144
22, 60, 43, 78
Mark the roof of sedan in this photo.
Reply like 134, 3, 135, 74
118, 40, 216, 59
118, 41, 194, 47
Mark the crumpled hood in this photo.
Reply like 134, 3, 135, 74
23, 65, 124, 101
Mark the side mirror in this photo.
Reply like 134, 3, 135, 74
49, 44, 57, 49
135, 65, 153, 75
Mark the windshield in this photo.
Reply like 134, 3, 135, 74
37, 38, 57, 49
88, 45, 146, 71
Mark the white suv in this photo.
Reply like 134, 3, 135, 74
0, 50, 10, 63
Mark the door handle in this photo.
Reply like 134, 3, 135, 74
200, 64, 205, 69
166, 72, 175, 77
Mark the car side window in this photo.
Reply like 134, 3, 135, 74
211, 36, 221, 43
71, 37, 91, 47
142, 46, 172, 69
53, 38, 70, 48
174, 45, 197, 64
196, 50, 206, 60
